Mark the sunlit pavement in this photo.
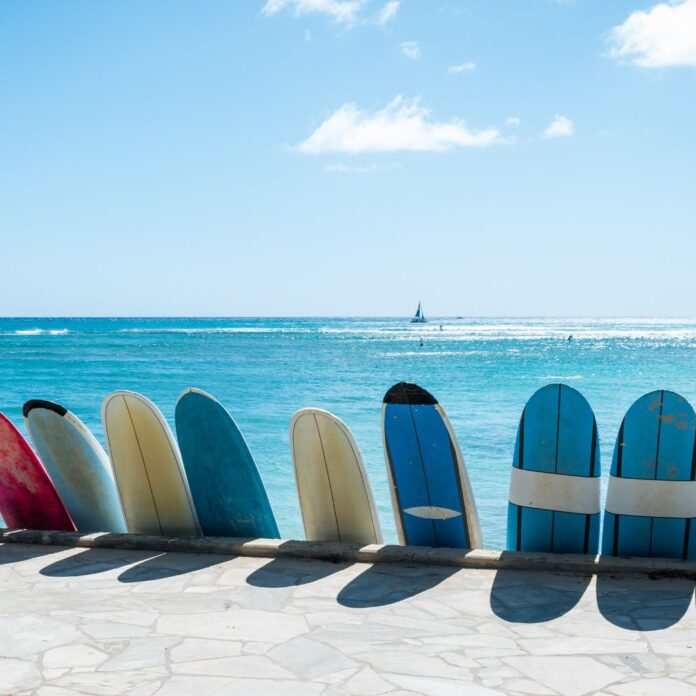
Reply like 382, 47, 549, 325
1, 542, 695, 695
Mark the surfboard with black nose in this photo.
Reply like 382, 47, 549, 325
24, 399, 127, 533
507, 384, 600, 554
382, 382, 481, 548
602, 390, 696, 559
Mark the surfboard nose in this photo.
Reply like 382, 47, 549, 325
23, 399, 68, 418
383, 382, 438, 405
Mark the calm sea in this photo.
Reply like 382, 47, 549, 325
2, 316, 696, 549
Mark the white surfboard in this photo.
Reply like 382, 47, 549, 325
102, 391, 201, 537
24, 399, 127, 533
290, 408, 382, 544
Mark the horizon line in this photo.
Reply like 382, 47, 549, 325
2, 315, 696, 321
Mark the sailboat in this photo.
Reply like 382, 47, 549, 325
410, 301, 427, 324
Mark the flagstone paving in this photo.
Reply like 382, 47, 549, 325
1, 542, 695, 695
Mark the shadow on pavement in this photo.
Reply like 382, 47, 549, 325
40, 547, 159, 577
246, 555, 349, 588
490, 566, 592, 623
338, 562, 458, 608
118, 551, 228, 583
0, 542, 67, 566
596, 559, 695, 630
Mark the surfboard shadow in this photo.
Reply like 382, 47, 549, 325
595, 561, 695, 631
40, 547, 159, 577
490, 564, 592, 623
0, 542, 67, 566
118, 551, 226, 583
246, 556, 350, 588
337, 562, 458, 608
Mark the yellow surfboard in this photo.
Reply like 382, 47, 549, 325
290, 408, 382, 545
102, 391, 201, 537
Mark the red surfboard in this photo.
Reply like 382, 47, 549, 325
0, 413, 75, 530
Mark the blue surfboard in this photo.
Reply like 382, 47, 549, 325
175, 388, 279, 538
507, 384, 600, 554
602, 390, 696, 560
382, 382, 481, 549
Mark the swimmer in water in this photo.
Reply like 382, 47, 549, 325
568, 334, 573, 341
419, 338, 424, 347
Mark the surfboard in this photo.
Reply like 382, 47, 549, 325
602, 390, 696, 560
23, 400, 127, 533
290, 408, 382, 544
382, 382, 481, 548
507, 383, 600, 554
175, 388, 279, 538
0, 412, 75, 530
102, 391, 201, 537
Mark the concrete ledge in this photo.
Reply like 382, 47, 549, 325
1, 528, 695, 578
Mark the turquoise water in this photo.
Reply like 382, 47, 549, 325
2, 316, 696, 549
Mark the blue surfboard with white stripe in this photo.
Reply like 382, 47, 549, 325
602, 390, 696, 560
507, 384, 600, 554
382, 382, 481, 549
175, 388, 279, 539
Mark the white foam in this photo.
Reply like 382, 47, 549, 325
380, 351, 462, 357
96, 318, 696, 342
14, 329, 70, 336
118, 327, 312, 335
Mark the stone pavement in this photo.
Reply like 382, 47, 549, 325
1, 542, 695, 695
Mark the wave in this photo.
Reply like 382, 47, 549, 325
12, 329, 70, 336
380, 351, 465, 357
118, 327, 313, 335
6, 319, 696, 342
110, 324, 696, 341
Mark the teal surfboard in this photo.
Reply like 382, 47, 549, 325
175, 388, 279, 538
602, 390, 696, 559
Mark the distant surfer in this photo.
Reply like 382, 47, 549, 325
419, 338, 424, 348
567, 334, 573, 341
439, 324, 443, 331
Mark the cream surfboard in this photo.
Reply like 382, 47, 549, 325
24, 399, 127, 533
102, 391, 201, 537
290, 408, 382, 544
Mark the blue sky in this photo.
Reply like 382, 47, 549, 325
1, 0, 695, 316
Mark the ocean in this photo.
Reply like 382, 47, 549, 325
2, 316, 696, 549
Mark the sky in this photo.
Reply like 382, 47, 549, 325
1, 0, 695, 317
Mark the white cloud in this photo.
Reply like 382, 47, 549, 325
296, 96, 505, 153
542, 114, 574, 138
609, 0, 696, 68
262, 0, 365, 25
374, 0, 399, 25
506, 116, 521, 126
448, 62, 476, 73
400, 41, 421, 59
325, 162, 399, 173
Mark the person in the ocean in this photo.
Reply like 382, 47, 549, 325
419, 338, 424, 347
568, 334, 573, 341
